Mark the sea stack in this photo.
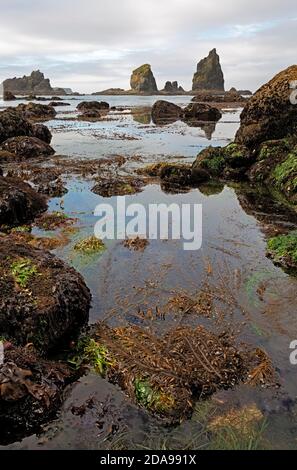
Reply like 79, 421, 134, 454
130, 64, 158, 93
2, 70, 65, 96
192, 49, 225, 91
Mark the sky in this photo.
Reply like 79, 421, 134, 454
0, 0, 296, 93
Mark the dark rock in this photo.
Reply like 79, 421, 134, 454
37, 179, 68, 197
92, 176, 144, 197
16, 102, 56, 120
183, 103, 222, 121
163, 81, 183, 93
192, 49, 225, 91
0, 347, 77, 444
130, 64, 158, 93
31, 123, 52, 144
0, 136, 54, 159
0, 150, 16, 162
3, 70, 65, 96
235, 65, 297, 149
77, 101, 109, 112
48, 101, 70, 107
0, 176, 47, 227
151, 100, 183, 124
3, 91, 16, 101
0, 237, 91, 353
0, 108, 34, 144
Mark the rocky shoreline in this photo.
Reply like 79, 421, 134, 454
0, 62, 296, 446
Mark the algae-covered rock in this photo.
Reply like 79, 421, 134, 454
0, 346, 77, 444
267, 231, 297, 271
0, 176, 47, 227
0, 237, 91, 353
235, 65, 297, 149
0, 136, 54, 159
78, 323, 246, 423
130, 64, 158, 93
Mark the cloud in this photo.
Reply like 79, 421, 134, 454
0, 0, 296, 92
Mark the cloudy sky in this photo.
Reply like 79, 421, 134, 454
0, 0, 296, 93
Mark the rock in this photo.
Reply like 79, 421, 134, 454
31, 123, 52, 144
37, 179, 68, 197
16, 102, 56, 120
183, 103, 222, 121
192, 143, 252, 179
163, 81, 184, 93
0, 136, 54, 159
2, 70, 65, 96
130, 64, 158, 93
0, 108, 34, 144
76, 101, 109, 112
235, 65, 297, 149
0, 150, 16, 162
191, 90, 246, 103
48, 101, 70, 107
0, 237, 91, 352
0, 176, 47, 227
3, 91, 16, 101
92, 176, 144, 197
92, 88, 126, 95
151, 100, 183, 124
192, 49, 225, 91
0, 347, 76, 444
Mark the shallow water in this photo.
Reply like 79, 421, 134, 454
1, 95, 297, 449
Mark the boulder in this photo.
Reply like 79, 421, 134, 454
16, 102, 56, 120
183, 103, 222, 121
0, 108, 34, 144
2, 70, 65, 96
192, 49, 225, 91
31, 123, 52, 144
76, 101, 109, 112
0, 237, 91, 353
0, 346, 76, 443
48, 101, 70, 107
130, 64, 158, 93
151, 100, 183, 124
3, 91, 16, 101
0, 136, 54, 159
0, 176, 47, 227
235, 65, 297, 149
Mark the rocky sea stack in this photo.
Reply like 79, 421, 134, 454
130, 64, 158, 93
192, 49, 225, 91
2, 70, 65, 96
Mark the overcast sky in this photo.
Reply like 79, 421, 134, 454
0, 0, 296, 93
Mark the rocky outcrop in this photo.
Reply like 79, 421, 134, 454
151, 100, 183, 124
192, 49, 225, 91
0, 237, 91, 353
31, 123, 52, 144
183, 103, 222, 122
48, 101, 70, 107
0, 176, 47, 227
16, 103, 56, 121
0, 108, 34, 143
235, 65, 297, 149
77, 101, 109, 112
192, 90, 247, 104
0, 136, 55, 159
3, 91, 16, 101
163, 81, 184, 93
2, 70, 65, 96
130, 64, 158, 93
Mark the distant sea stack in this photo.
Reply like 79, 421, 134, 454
192, 49, 225, 91
163, 81, 184, 93
2, 70, 66, 96
130, 64, 158, 93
